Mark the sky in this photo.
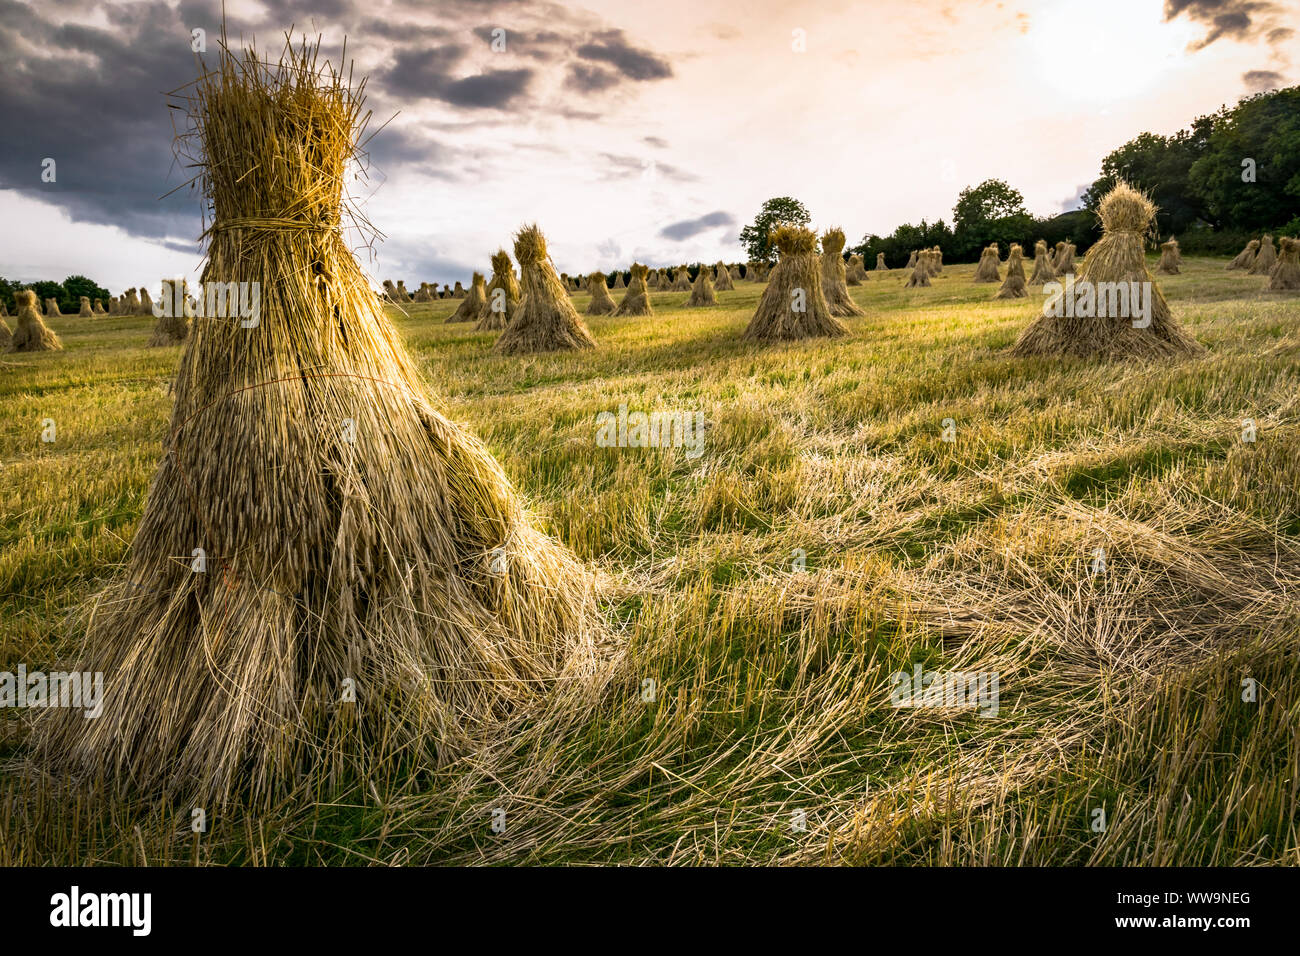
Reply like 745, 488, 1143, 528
0, 0, 1296, 291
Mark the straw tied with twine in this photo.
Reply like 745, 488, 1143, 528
33, 38, 601, 806
206, 213, 340, 234
1009, 181, 1203, 360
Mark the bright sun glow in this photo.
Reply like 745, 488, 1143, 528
1028, 0, 1197, 106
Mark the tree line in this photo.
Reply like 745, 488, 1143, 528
0, 275, 110, 314
740, 85, 1300, 267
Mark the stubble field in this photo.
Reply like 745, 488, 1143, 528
3, 255, 1298, 865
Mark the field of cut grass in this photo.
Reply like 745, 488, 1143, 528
3, 255, 1299, 865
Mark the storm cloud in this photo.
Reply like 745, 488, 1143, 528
0, 0, 676, 246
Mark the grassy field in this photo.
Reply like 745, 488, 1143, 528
3, 256, 1299, 865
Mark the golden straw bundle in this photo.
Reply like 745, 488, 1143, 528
477, 249, 520, 331
974, 244, 1001, 282
448, 271, 487, 322
494, 224, 597, 353
994, 243, 1028, 298
820, 227, 864, 316
685, 263, 716, 307
714, 261, 735, 291
1267, 236, 1300, 291
585, 271, 617, 315
1249, 235, 1277, 275
742, 225, 848, 342
1010, 182, 1203, 360
147, 281, 190, 346
905, 254, 931, 287
1156, 238, 1181, 275
33, 38, 599, 805
1227, 239, 1259, 271
614, 262, 654, 316
7, 289, 62, 352
1055, 242, 1077, 274
1029, 239, 1056, 284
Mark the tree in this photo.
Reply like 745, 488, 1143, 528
1081, 125, 1213, 234
739, 197, 811, 264
853, 219, 953, 268
1077, 86, 1300, 241
954, 179, 1027, 227
1188, 88, 1300, 232
31, 280, 65, 309
951, 179, 1032, 259
1037, 210, 1100, 254
62, 275, 110, 311
0, 277, 23, 314
0, 275, 112, 313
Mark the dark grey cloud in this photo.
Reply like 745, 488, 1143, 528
440, 68, 533, 107
556, 106, 605, 121
575, 30, 672, 82
377, 45, 470, 97
1242, 68, 1285, 91
376, 45, 532, 109
356, 18, 457, 43
565, 63, 619, 93
1164, 0, 1283, 50
660, 211, 734, 241
0, 0, 677, 251
0, 0, 208, 243
643, 136, 669, 149
1165, 1, 1292, 92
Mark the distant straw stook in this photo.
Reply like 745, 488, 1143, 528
1010, 182, 1204, 360
493, 224, 597, 353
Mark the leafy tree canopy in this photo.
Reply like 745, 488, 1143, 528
739, 197, 811, 263
1081, 86, 1300, 236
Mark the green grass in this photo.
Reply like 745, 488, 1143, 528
2, 256, 1299, 865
